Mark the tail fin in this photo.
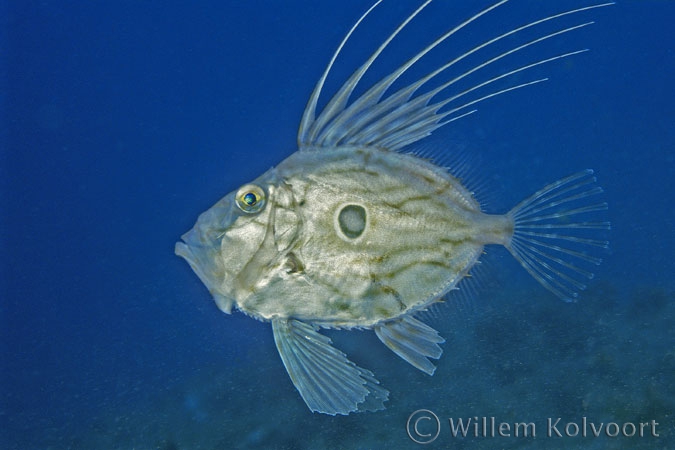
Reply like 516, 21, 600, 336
505, 170, 610, 301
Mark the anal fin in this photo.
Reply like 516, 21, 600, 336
272, 319, 388, 415
374, 315, 445, 375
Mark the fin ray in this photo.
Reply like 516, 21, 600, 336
374, 316, 445, 375
506, 170, 610, 301
272, 319, 388, 415
298, 1, 613, 151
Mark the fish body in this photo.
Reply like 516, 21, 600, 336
176, 0, 611, 415
199, 146, 510, 327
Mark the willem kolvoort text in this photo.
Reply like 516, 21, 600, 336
448, 417, 660, 438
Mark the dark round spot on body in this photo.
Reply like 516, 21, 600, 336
338, 204, 366, 239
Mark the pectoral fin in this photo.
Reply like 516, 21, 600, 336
272, 319, 388, 415
374, 315, 445, 375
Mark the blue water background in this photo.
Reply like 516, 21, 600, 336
2, 1, 673, 448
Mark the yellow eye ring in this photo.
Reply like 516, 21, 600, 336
235, 184, 266, 214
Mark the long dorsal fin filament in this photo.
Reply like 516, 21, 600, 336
297, 0, 614, 151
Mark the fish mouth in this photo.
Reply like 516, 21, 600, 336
175, 235, 236, 314
175, 193, 241, 314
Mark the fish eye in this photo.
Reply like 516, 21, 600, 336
235, 184, 266, 214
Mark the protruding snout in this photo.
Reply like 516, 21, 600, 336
175, 193, 240, 314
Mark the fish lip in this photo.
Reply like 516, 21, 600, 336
175, 237, 237, 314
175, 196, 240, 307
212, 292, 236, 314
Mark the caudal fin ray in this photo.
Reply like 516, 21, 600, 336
515, 231, 608, 249
510, 240, 588, 296
517, 221, 609, 230
510, 171, 599, 217
515, 190, 605, 219
515, 207, 608, 225
512, 236, 598, 277
507, 170, 610, 301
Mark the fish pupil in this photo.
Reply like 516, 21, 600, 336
338, 204, 367, 239
243, 192, 257, 206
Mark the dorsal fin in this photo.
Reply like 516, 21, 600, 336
297, 0, 431, 147
297, 0, 613, 152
